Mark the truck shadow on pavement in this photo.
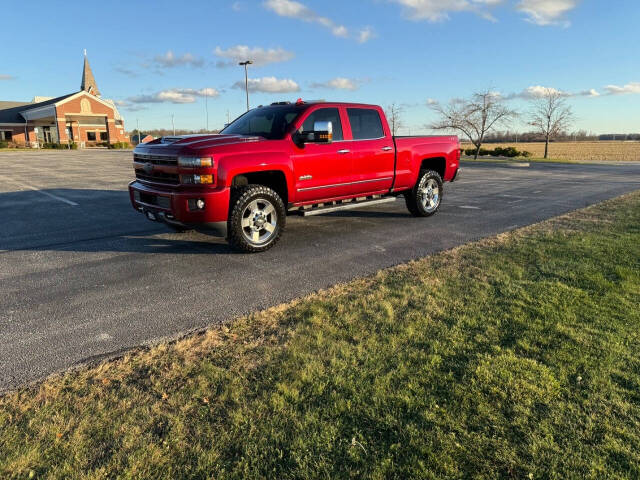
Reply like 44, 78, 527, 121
0, 189, 412, 254
0, 189, 235, 254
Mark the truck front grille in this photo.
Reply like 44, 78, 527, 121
133, 153, 178, 166
136, 191, 171, 209
135, 170, 180, 185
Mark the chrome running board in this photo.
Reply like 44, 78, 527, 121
295, 196, 398, 217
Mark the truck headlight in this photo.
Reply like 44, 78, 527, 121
178, 157, 213, 167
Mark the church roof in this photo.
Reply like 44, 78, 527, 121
80, 54, 101, 97
0, 93, 76, 124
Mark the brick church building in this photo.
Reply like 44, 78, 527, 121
0, 54, 129, 147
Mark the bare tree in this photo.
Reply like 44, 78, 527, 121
429, 89, 517, 159
385, 103, 405, 136
529, 89, 574, 159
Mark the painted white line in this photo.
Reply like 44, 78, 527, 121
2, 178, 79, 206
458, 205, 481, 210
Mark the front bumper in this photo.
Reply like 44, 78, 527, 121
128, 181, 230, 237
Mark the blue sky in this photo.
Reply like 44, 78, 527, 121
1, 0, 639, 134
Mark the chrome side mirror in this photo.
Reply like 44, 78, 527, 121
293, 120, 334, 147
312, 121, 333, 143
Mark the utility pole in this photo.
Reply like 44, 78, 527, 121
227, 110, 230, 126
171, 114, 175, 136
239, 60, 253, 111
136, 118, 140, 144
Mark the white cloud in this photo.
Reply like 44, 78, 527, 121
233, 76, 300, 93
113, 99, 147, 111
579, 88, 600, 97
504, 85, 601, 100
391, 0, 577, 26
517, 0, 578, 26
153, 51, 204, 68
391, 0, 504, 22
214, 45, 294, 67
357, 27, 375, 43
603, 82, 640, 95
114, 66, 137, 77
263, 0, 374, 42
521, 85, 569, 98
311, 77, 360, 91
0, 74, 14, 80
128, 87, 219, 104
426, 98, 439, 105
231, 1, 245, 11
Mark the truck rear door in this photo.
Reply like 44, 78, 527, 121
344, 107, 395, 195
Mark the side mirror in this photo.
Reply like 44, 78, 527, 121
294, 121, 333, 147
312, 121, 333, 143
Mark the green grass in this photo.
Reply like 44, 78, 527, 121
1, 192, 640, 479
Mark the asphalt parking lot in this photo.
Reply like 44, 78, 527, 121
1, 150, 639, 392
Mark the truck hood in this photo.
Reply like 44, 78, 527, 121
136, 134, 264, 154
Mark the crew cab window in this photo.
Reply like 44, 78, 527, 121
301, 108, 344, 141
347, 108, 384, 140
221, 105, 305, 140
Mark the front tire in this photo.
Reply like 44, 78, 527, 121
405, 170, 443, 217
228, 185, 286, 253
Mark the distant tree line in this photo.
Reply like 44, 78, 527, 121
481, 131, 640, 143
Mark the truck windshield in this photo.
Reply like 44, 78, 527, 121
221, 105, 306, 140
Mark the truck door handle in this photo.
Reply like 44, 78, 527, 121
337, 149, 351, 154
382, 146, 393, 151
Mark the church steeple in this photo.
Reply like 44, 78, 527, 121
80, 50, 101, 97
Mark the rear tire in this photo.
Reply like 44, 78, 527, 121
405, 170, 443, 217
228, 185, 286, 253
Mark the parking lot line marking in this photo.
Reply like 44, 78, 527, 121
458, 205, 481, 210
2, 178, 79, 206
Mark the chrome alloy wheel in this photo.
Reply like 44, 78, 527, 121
419, 177, 440, 213
241, 199, 278, 246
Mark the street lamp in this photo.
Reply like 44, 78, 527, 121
239, 60, 253, 111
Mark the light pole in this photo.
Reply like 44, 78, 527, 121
239, 60, 253, 111
171, 114, 175, 136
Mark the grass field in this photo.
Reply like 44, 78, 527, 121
462, 141, 640, 162
1, 192, 639, 479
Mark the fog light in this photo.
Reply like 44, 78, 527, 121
188, 198, 206, 211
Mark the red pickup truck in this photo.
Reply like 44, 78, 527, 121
129, 101, 460, 252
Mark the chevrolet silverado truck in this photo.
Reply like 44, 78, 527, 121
129, 100, 460, 252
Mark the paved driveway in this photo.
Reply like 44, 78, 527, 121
1, 150, 639, 392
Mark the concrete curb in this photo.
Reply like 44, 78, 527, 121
461, 159, 530, 168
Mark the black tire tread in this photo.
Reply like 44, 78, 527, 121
404, 169, 443, 217
228, 185, 286, 253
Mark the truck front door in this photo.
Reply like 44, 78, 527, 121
292, 107, 353, 203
